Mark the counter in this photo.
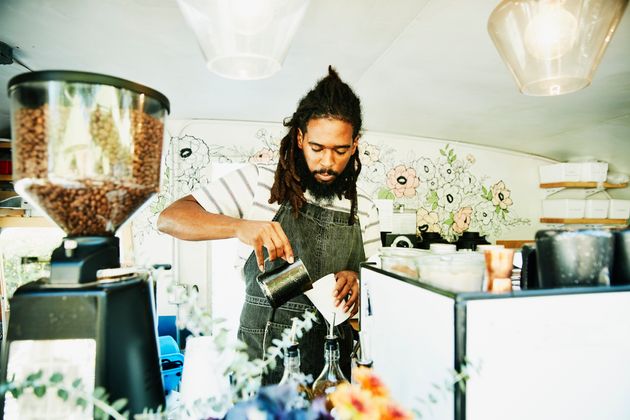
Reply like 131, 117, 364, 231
359, 264, 630, 420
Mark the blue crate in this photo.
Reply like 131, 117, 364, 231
159, 335, 184, 393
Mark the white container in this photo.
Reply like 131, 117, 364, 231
417, 252, 486, 292
608, 199, 630, 219
539, 163, 581, 183
542, 199, 586, 219
429, 243, 457, 254
584, 200, 609, 218
379, 247, 428, 279
579, 162, 608, 183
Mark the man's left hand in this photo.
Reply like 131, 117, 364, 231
333, 270, 359, 316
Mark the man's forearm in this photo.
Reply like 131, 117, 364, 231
156, 195, 243, 241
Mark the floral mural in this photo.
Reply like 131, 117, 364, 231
135, 127, 529, 247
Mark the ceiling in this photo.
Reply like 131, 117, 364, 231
1, 0, 629, 173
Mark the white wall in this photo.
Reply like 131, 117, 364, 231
131, 118, 554, 315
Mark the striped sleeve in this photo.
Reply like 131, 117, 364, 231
355, 188, 381, 259
361, 201, 381, 259
192, 164, 258, 218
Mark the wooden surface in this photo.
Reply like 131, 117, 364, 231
0, 208, 25, 217
0, 175, 12, 182
540, 182, 628, 189
540, 217, 628, 225
0, 142, 11, 149
496, 240, 535, 249
0, 216, 56, 228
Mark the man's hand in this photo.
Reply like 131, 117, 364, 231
235, 220, 294, 271
333, 270, 359, 316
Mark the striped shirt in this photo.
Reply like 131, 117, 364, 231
192, 163, 381, 268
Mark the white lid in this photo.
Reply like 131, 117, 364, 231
430, 243, 457, 253
476, 244, 505, 251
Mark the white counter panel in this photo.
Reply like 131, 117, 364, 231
466, 292, 630, 420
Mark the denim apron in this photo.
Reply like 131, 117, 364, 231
238, 202, 365, 385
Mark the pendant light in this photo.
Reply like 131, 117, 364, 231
177, 0, 311, 80
488, 0, 628, 96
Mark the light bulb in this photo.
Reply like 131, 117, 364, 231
227, 0, 275, 36
524, 2, 578, 60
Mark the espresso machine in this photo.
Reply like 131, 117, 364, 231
1, 71, 169, 417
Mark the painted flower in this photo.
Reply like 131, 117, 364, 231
451, 159, 465, 175
466, 154, 476, 164
459, 172, 478, 195
171, 135, 211, 176
359, 142, 381, 166
453, 206, 473, 234
491, 180, 513, 209
386, 165, 420, 198
248, 147, 276, 164
436, 157, 457, 185
416, 157, 436, 181
475, 201, 496, 226
363, 161, 386, 183
416, 208, 441, 233
437, 184, 463, 213
426, 177, 439, 191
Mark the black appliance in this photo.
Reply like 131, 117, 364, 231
1, 71, 170, 416
535, 228, 614, 288
612, 228, 630, 285
455, 231, 490, 251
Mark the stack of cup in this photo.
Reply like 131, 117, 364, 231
483, 247, 515, 293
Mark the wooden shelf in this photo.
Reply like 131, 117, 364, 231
0, 175, 12, 182
540, 182, 628, 189
496, 240, 535, 249
0, 216, 56, 228
0, 143, 11, 149
540, 217, 628, 225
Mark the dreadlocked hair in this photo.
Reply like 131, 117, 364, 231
269, 65, 363, 225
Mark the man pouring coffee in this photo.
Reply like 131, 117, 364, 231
157, 66, 380, 383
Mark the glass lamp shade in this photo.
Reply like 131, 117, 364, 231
177, 0, 310, 80
488, 0, 628, 96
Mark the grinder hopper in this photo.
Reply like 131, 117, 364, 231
8, 70, 169, 283
1, 71, 170, 416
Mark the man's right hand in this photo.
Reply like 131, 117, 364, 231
235, 220, 294, 271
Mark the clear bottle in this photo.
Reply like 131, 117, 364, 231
312, 331, 349, 408
279, 343, 313, 404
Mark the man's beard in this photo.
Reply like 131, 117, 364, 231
296, 152, 352, 201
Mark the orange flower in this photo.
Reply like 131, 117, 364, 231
330, 383, 379, 420
379, 402, 413, 420
353, 366, 389, 398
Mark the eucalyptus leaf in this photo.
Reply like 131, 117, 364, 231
49, 372, 64, 384
57, 388, 69, 401
33, 385, 46, 397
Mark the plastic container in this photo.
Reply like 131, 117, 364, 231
379, 247, 428, 280
8, 70, 170, 236
159, 335, 184, 393
539, 163, 581, 183
417, 252, 486, 292
542, 199, 586, 219
578, 162, 608, 182
584, 200, 609, 218
608, 199, 630, 219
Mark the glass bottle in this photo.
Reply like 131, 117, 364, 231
312, 332, 349, 408
278, 343, 313, 404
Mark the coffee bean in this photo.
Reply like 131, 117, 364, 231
13, 104, 164, 235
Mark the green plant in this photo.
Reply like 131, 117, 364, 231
0, 370, 129, 419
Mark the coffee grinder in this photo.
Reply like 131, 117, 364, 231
1, 71, 169, 417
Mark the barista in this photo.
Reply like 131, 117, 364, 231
157, 66, 380, 383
